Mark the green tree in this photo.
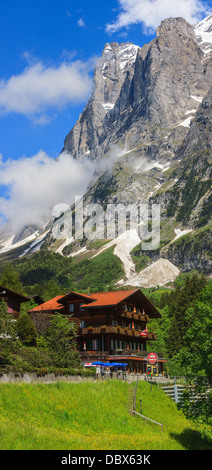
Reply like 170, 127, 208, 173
179, 288, 212, 382
148, 305, 171, 357
167, 274, 206, 357
17, 313, 37, 346
0, 300, 17, 340
0, 263, 24, 293
42, 279, 65, 302
45, 313, 80, 368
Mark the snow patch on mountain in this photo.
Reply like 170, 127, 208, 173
176, 116, 193, 128
194, 14, 212, 55
102, 102, 115, 111
191, 95, 203, 103
0, 232, 39, 254
56, 237, 74, 255
171, 228, 193, 242
18, 231, 50, 257
91, 229, 141, 278
101, 42, 139, 78
118, 44, 139, 70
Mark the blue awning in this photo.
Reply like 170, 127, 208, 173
91, 361, 107, 366
109, 362, 128, 368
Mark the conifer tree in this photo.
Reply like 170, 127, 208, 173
0, 299, 17, 339
45, 313, 80, 368
0, 263, 24, 294
17, 313, 37, 346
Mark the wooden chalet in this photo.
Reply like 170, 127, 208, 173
29, 289, 167, 374
0, 285, 30, 319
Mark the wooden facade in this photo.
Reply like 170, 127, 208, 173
29, 289, 167, 374
0, 285, 30, 319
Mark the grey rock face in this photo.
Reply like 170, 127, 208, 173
63, 42, 139, 160
153, 85, 212, 227
63, 16, 212, 170
59, 15, 212, 275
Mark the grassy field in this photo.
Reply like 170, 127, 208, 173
0, 380, 210, 450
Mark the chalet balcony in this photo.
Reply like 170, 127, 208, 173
81, 325, 156, 340
121, 311, 149, 323
80, 349, 163, 359
110, 349, 164, 358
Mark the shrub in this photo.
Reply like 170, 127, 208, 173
17, 313, 37, 346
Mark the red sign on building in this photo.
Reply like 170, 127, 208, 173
147, 352, 158, 364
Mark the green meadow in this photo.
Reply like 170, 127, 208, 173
0, 380, 210, 450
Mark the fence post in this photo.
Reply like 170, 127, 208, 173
133, 376, 138, 411
174, 377, 178, 403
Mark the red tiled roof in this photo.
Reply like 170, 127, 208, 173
29, 295, 64, 312
58, 289, 138, 308
80, 289, 138, 308
59, 291, 96, 305
28, 289, 161, 318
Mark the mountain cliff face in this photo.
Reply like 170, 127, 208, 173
63, 16, 212, 165
1, 15, 212, 285
59, 15, 212, 280
61, 16, 212, 216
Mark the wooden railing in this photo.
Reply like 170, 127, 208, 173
81, 325, 156, 339
80, 349, 164, 359
121, 311, 149, 323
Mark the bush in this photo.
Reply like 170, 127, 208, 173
17, 313, 37, 346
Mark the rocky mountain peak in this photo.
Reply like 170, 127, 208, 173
63, 15, 212, 164
156, 16, 195, 38
63, 40, 139, 160
194, 14, 212, 55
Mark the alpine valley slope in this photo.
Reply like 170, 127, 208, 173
0, 15, 212, 288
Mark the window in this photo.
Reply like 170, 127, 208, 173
69, 303, 74, 313
110, 339, 114, 350
80, 320, 85, 328
92, 339, 100, 350
80, 303, 84, 311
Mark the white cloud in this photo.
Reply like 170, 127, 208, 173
77, 18, 85, 27
0, 144, 131, 233
0, 151, 95, 232
106, 0, 210, 33
0, 59, 93, 122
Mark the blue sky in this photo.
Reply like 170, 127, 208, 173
0, 0, 211, 233
0, 0, 156, 160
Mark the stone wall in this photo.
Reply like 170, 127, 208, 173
0, 373, 95, 384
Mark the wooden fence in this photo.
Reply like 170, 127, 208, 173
161, 383, 186, 403
132, 377, 163, 431
162, 382, 210, 404
131, 409, 163, 431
